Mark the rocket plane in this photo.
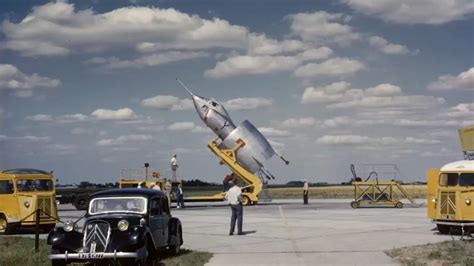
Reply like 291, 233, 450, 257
177, 79, 289, 180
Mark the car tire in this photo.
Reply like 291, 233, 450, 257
73, 195, 88, 210
169, 226, 182, 255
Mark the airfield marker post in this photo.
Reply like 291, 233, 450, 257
35, 209, 40, 252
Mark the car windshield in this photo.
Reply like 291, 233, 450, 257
459, 173, 474, 186
16, 179, 53, 192
89, 197, 147, 215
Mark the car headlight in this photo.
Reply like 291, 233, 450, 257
431, 197, 437, 203
117, 219, 129, 231
139, 218, 146, 227
64, 221, 75, 232
465, 199, 471, 205
24, 201, 30, 208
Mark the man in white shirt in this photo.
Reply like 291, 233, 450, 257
303, 179, 309, 205
152, 182, 161, 191
225, 181, 243, 235
170, 154, 178, 182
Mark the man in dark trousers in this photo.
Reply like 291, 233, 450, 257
225, 180, 243, 235
303, 179, 309, 204
176, 183, 185, 208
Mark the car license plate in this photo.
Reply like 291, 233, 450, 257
78, 253, 105, 259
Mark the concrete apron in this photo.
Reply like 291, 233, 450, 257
173, 199, 452, 266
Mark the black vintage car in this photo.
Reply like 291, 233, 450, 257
48, 189, 183, 265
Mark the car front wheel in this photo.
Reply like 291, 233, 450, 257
169, 227, 181, 255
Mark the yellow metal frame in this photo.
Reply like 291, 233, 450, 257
351, 181, 415, 208
184, 137, 263, 205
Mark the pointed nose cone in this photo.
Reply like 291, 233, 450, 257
191, 94, 210, 121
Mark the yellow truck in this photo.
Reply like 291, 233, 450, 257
0, 168, 58, 234
427, 161, 474, 234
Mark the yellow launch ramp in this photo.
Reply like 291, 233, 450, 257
184, 137, 263, 206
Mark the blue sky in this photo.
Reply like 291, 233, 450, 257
0, 0, 473, 184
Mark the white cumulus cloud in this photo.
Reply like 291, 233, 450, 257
301, 81, 444, 111
342, 0, 474, 25
225, 97, 273, 111
167, 122, 196, 131
281, 117, 318, 128
427, 67, 474, 91
368, 36, 411, 55
294, 57, 365, 79
287, 11, 360, 45
91, 108, 137, 121
0, 64, 60, 96
25, 114, 53, 122
97, 134, 152, 146
141, 95, 194, 111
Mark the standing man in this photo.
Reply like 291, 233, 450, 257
225, 181, 243, 235
176, 183, 185, 208
170, 154, 178, 182
303, 179, 309, 205
223, 173, 234, 192
164, 178, 172, 207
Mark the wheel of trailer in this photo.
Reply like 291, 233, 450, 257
395, 202, 403, 208
350, 201, 359, 209
74, 195, 88, 210
241, 196, 251, 206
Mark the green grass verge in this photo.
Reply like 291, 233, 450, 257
386, 240, 474, 265
183, 185, 427, 199
0, 236, 212, 266
268, 185, 427, 199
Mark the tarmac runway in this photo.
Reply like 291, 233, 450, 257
34, 199, 451, 265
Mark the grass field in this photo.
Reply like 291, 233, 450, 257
0, 236, 212, 266
268, 184, 427, 199
386, 240, 474, 265
183, 185, 427, 199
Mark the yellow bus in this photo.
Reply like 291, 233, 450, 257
427, 160, 474, 234
0, 169, 58, 234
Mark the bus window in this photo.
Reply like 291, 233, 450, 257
439, 173, 459, 186
0, 180, 14, 194
459, 173, 474, 186
447, 173, 459, 186
16, 179, 53, 192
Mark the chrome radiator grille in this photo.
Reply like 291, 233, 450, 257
37, 196, 52, 220
440, 192, 456, 220
83, 221, 111, 253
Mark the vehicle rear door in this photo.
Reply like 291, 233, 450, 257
159, 196, 170, 243
149, 197, 166, 247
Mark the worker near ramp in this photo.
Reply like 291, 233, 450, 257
170, 154, 178, 181
225, 180, 244, 235
223, 173, 235, 191
164, 178, 172, 206
303, 179, 309, 205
